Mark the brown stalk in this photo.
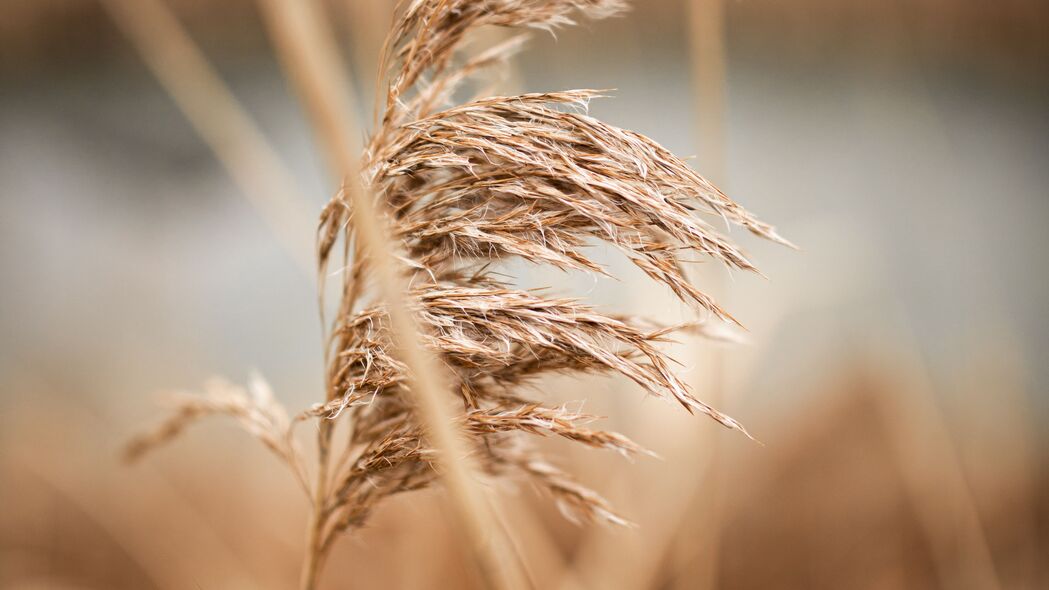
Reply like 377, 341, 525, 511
253, 1, 525, 588
687, 0, 728, 187
99, 0, 316, 276
678, 1, 731, 587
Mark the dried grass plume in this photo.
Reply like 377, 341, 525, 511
126, 1, 789, 587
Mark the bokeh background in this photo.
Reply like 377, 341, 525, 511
1, 1, 1047, 588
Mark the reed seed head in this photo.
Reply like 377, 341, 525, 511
130, 0, 788, 558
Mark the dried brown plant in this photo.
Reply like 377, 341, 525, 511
126, 1, 788, 588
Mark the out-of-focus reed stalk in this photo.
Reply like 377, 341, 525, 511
99, 0, 316, 276
252, 1, 526, 588
682, 1, 730, 587
688, 0, 727, 186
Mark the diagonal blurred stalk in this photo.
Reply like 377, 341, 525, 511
100, 0, 316, 278
253, 0, 359, 191
251, 1, 527, 589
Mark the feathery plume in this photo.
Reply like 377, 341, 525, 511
129, 1, 788, 587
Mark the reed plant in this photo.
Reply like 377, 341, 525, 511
126, 1, 789, 588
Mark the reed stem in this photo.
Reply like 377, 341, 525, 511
253, 1, 526, 588
99, 0, 315, 277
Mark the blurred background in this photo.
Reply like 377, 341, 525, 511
1, 0, 1047, 588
